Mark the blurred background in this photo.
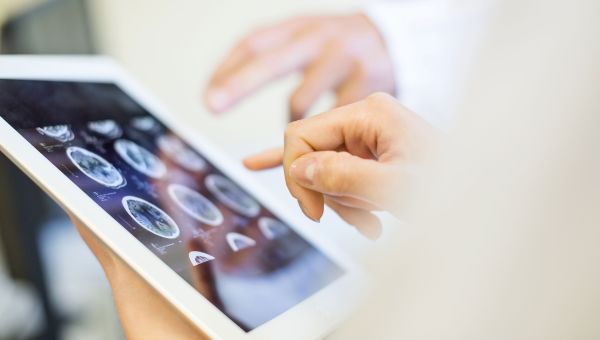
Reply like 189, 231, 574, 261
0, 0, 387, 339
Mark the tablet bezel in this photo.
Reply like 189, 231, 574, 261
0, 56, 366, 340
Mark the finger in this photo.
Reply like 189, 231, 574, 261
335, 71, 368, 106
206, 27, 325, 113
289, 42, 352, 121
325, 198, 382, 240
210, 17, 312, 85
285, 94, 399, 160
325, 194, 382, 211
283, 100, 359, 156
289, 150, 393, 207
243, 147, 283, 170
206, 18, 311, 112
282, 101, 366, 221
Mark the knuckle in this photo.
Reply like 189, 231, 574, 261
284, 120, 303, 137
363, 92, 399, 118
365, 92, 394, 106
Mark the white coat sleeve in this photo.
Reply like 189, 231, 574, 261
364, 0, 494, 128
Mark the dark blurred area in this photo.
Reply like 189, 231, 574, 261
2, 0, 94, 54
0, 1, 122, 339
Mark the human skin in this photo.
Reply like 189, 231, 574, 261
244, 92, 436, 239
69, 216, 209, 340
204, 14, 395, 120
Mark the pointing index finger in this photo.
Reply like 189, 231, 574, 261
243, 147, 283, 170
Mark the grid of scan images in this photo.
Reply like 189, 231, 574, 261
0, 79, 344, 332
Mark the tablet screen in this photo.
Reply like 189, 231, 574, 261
0, 79, 344, 332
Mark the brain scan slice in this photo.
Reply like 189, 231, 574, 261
168, 184, 224, 226
122, 196, 180, 239
66, 146, 125, 188
205, 174, 260, 217
114, 139, 166, 178
36, 125, 75, 142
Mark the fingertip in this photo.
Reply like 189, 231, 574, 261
244, 147, 284, 171
357, 220, 382, 240
242, 156, 266, 171
312, 202, 325, 222
289, 109, 304, 122
242, 157, 256, 170
289, 99, 307, 122
298, 193, 325, 222
205, 87, 231, 113
290, 87, 312, 122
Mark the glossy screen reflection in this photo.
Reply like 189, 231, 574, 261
0, 79, 344, 332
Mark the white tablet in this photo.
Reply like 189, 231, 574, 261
0, 56, 365, 339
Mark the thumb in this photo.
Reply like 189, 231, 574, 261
289, 151, 393, 206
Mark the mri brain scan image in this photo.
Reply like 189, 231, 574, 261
88, 119, 123, 139
226, 232, 257, 252
122, 196, 180, 239
157, 135, 207, 172
36, 125, 75, 142
258, 217, 289, 240
66, 146, 125, 188
168, 184, 223, 226
114, 139, 166, 178
188, 251, 215, 266
205, 174, 260, 217
131, 116, 159, 132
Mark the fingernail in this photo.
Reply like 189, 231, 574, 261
298, 200, 320, 222
207, 88, 229, 112
290, 157, 316, 186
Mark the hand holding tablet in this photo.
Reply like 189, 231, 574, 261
70, 215, 210, 340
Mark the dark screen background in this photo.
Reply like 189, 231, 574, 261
0, 79, 344, 332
